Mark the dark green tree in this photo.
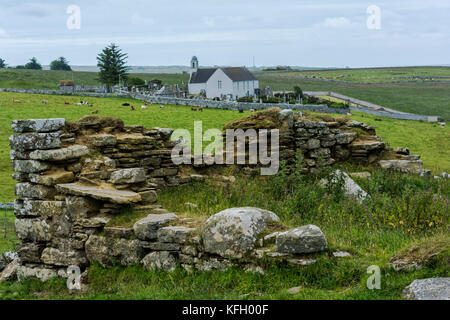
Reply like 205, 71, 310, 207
127, 77, 145, 87
293, 86, 304, 99
50, 57, 72, 71
24, 57, 42, 70
0, 58, 6, 69
96, 43, 129, 92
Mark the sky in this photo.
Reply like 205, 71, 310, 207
0, 0, 449, 68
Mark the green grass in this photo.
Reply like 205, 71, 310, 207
0, 68, 188, 90
0, 210, 16, 254
257, 73, 450, 119
1, 170, 448, 300
274, 66, 450, 83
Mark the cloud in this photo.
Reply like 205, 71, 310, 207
323, 17, 352, 28
13, 3, 50, 17
0, 28, 9, 38
131, 13, 155, 26
202, 17, 215, 27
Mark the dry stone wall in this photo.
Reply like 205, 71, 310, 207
5, 111, 424, 282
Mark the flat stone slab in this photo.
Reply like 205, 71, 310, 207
12, 118, 65, 133
134, 213, 178, 240
10, 132, 61, 151
402, 278, 450, 300
56, 183, 141, 204
29, 145, 90, 161
109, 168, 146, 184
12, 160, 50, 173
379, 160, 424, 175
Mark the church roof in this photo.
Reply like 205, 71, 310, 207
189, 67, 257, 84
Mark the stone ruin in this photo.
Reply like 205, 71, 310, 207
1, 109, 427, 283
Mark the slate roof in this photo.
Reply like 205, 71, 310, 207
189, 67, 257, 84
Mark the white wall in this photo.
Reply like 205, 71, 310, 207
188, 82, 206, 95
232, 80, 259, 99
205, 69, 233, 99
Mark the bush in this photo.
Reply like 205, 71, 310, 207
237, 96, 253, 103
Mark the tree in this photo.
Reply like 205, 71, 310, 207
293, 86, 304, 99
24, 57, 42, 70
127, 77, 145, 87
0, 58, 6, 69
96, 43, 129, 92
50, 57, 72, 71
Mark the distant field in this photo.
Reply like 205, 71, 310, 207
256, 74, 450, 119
0, 68, 189, 90
272, 66, 450, 83
0, 91, 449, 203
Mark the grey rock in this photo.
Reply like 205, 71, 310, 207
321, 170, 369, 203
139, 190, 158, 204
402, 278, 450, 300
85, 235, 144, 267
28, 145, 89, 161
0, 259, 20, 282
10, 132, 62, 151
41, 248, 88, 267
335, 132, 357, 144
157, 226, 197, 244
12, 160, 50, 173
109, 168, 146, 184
17, 243, 44, 263
276, 225, 327, 254
142, 251, 177, 272
89, 134, 117, 147
15, 182, 56, 200
0, 255, 7, 272
279, 109, 294, 128
306, 139, 321, 150
29, 171, 74, 186
133, 213, 177, 240
333, 251, 351, 258
12, 118, 65, 133
15, 218, 51, 242
202, 207, 280, 259
287, 286, 302, 294
16, 265, 60, 282
379, 160, 424, 175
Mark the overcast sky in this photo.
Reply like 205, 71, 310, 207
0, 0, 449, 67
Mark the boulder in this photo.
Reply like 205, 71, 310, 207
276, 225, 327, 254
402, 278, 450, 300
133, 213, 177, 240
202, 207, 280, 259
12, 160, 50, 173
10, 132, 61, 151
85, 235, 144, 267
109, 168, 146, 184
12, 118, 65, 133
28, 145, 90, 161
141, 251, 176, 272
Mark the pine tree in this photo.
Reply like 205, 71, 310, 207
96, 43, 129, 92
25, 57, 42, 70
0, 58, 6, 69
50, 57, 72, 71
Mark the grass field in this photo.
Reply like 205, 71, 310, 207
0, 68, 189, 90
274, 66, 450, 83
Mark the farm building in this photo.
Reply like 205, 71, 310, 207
188, 56, 259, 99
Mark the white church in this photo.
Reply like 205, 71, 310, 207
188, 56, 259, 100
